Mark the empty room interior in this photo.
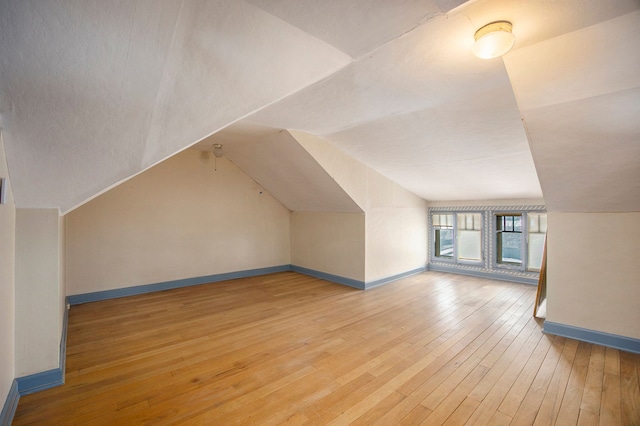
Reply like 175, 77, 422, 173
0, 0, 639, 424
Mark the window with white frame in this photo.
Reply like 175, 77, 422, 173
456, 213, 482, 262
527, 213, 547, 271
495, 212, 547, 271
432, 212, 483, 263
431, 209, 547, 275
496, 214, 523, 266
432, 213, 453, 259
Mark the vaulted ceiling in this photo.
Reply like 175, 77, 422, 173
1, 0, 638, 214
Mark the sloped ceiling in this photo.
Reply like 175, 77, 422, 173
0, 0, 638, 214
195, 123, 363, 213
247, 0, 640, 210
0, 0, 352, 212
504, 10, 640, 212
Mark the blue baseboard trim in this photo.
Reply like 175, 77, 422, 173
291, 265, 427, 290
69, 265, 429, 306
290, 265, 365, 289
1, 301, 69, 424
427, 264, 539, 285
364, 267, 425, 289
15, 302, 69, 397
67, 265, 291, 305
0, 380, 19, 426
544, 321, 640, 354
16, 368, 63, 396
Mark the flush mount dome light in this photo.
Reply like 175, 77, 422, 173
472, 21, 515, 59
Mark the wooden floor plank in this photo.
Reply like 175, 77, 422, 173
510, 335, 567, 424
421, 364, 489, 425
497, 332, 557, 417
620, 350, 640, 426
12, 271, 640, 425
580, 344, 606, 421
462, 317, 543, 425
599, 346, 622, 425
371, 288, 530, 424
555, 341, 592, 425
533, 338, 579, 425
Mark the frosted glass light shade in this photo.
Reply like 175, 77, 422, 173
472, 21, 515, 59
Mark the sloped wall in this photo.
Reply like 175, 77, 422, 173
291, 212, 365, 282
0, 133, 16, 411
364, 169, 428, 283
65, 150, 290, 296
15, 208, 64, 376
290, 131, 428, 283
546, 212, 640, 339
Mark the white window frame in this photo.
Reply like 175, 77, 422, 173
494, 213, 526, 271
493, 211, 547, 272
431, 211, 484, 265
432, 212, 455, 262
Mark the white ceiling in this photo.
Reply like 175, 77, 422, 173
504, 10, 640, 212
0, 0, 638, 214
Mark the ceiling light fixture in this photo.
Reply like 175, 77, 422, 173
213, 144, 224, 158
472, 21, 515, 59
212, 144, 224, 172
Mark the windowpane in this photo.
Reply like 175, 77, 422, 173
466, 214, 474, 230
458, 230, 481, 260
474, 215, 482, 231
506, 216, 513, 232
498, 233, 522, 264
457, 213, 482, 261
527, 213, 547, 271
528, 234, 545, 270
514, 216, 522, 232
435, 229, 453, 258
433, 214, 453, 229
496, 214, 522, 266
434, 214, 453, 259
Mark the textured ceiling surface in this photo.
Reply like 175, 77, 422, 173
0, 0, 638, 213
504, 10, 640, 212
196, 122, 363, 213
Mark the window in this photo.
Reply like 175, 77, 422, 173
527, 213, 547, 271
496, 214, 523, 266
457, 213, 482, 262
433, 214, 453, 258
430, 207, 547, 281
432, 212, 482, 262
495, 212, 547, 271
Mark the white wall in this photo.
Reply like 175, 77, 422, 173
291, 212, 365, 281
547, 212, 640, 339
58, 215, 66, 334
365, 169, 428, 282
291, 131, 428, 283
0, 133, 16, 406
65, 149, 291, 296
15, 208, 63, 376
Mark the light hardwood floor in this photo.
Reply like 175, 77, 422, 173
13, 272, 640, 425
